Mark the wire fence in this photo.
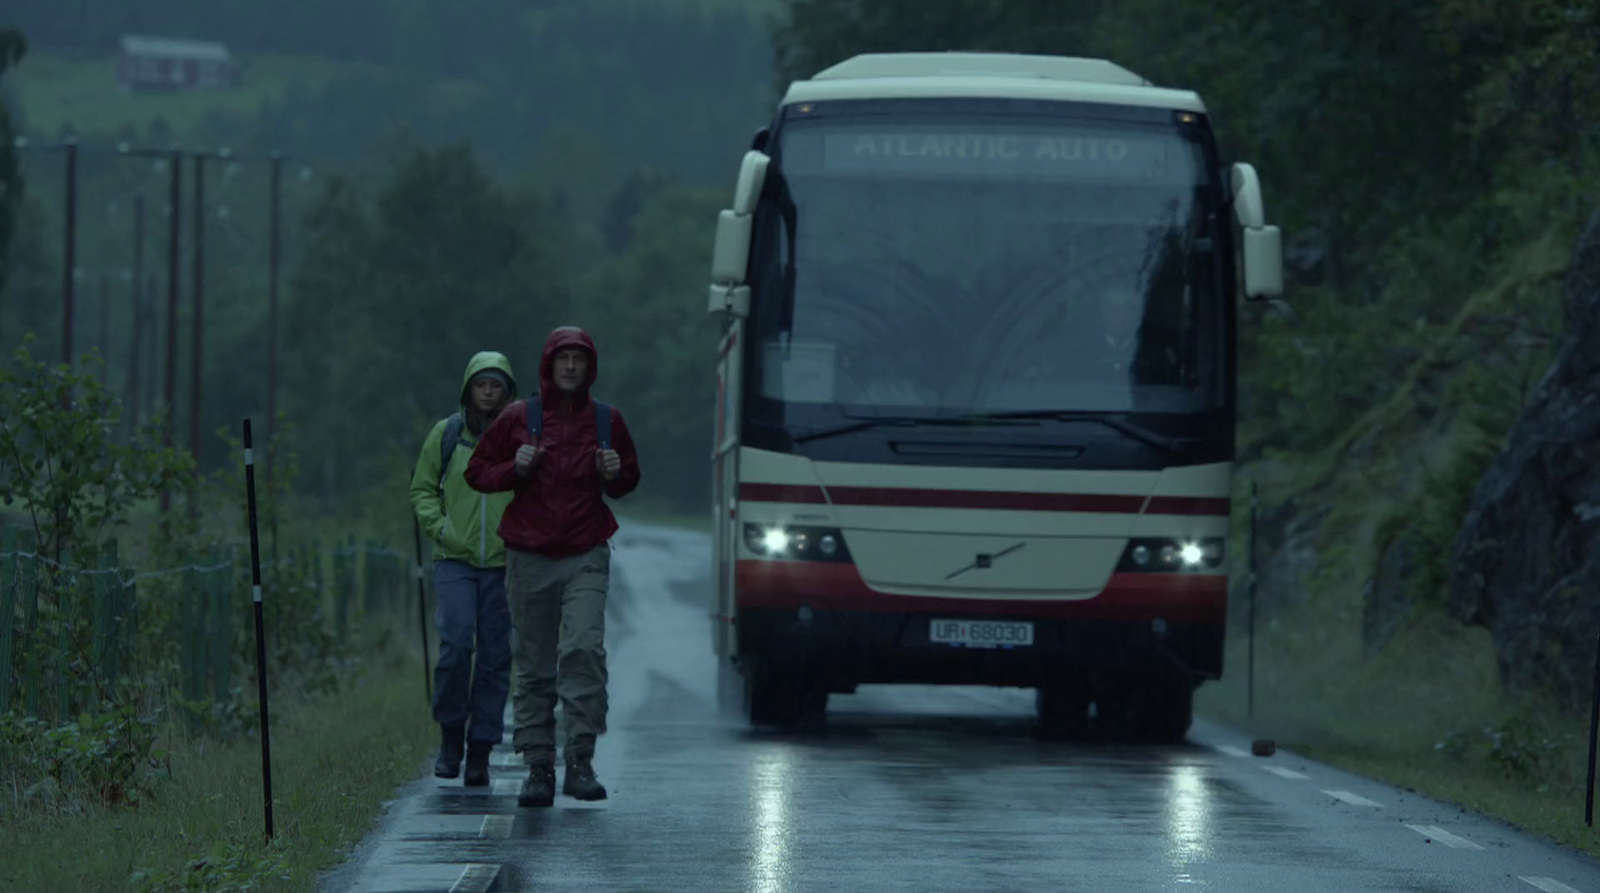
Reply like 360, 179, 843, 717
0, 524, 418, 726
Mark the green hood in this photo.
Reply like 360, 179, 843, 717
408, 352, 519, 569
459, 350, 518, 407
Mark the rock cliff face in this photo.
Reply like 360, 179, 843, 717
1450, 210, 1600, 706
1230, 497, 1325, 629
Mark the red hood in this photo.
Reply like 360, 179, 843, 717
540, 326, 599, 404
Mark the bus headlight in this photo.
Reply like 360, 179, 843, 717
743, 524, 852, 562
762, 528, 791, 553
1117, 537, 1225, 573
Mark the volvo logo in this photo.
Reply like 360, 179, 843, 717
945, 542, 1026, 580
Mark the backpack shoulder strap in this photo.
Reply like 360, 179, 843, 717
594, 401, 612, 451
437, 412, 464, 492
525, 395, 543, 441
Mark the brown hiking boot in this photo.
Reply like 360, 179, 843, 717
563, 755, 607, 801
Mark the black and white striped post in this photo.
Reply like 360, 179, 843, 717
1247, 480, 1258, 718
243, 419, 276, 840
413, 512, 433, 705
1586, 631, 1599, 826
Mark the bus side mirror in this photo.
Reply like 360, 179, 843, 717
1231, 162, 1284, 300
709, 151, 769, 317
732, 150, 769, 216
711, 210, 753, 288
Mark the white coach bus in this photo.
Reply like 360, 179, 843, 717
706, 52, 1282, 740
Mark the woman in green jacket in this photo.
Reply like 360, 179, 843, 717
409, 351, 517, 786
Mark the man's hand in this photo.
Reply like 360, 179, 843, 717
596, 448, 622, 481
514, 444, 543, 477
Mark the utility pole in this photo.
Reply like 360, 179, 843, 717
126, 195, 146, 428
98, 272, 109, 387
266, 154, 282, 485
162, 148, 181, 515
61, 139, 79, 371
189, 153, 206, 518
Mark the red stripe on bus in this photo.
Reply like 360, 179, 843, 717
735, 484, 1230, 517
1144, 496, 1231, 516
736, 483, 1143, 513
738, 483, 829, 504
827, 487, 1146, 513
733, 561, 1225, 623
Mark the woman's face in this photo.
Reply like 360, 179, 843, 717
471, 377, 506, 412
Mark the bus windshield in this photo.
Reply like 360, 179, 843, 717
748, 109, 1224, 420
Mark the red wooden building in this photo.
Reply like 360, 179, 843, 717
117, 36, 239, 91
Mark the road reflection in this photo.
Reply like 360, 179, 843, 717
1165, 761, 1215, 882
749, 744, 798, 893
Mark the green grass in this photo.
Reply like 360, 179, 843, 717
9, 50, 402, 141
1198, 605, 1600, 857
0, 650, 434, 892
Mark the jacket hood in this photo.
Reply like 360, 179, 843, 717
539, 326, 598, 402
460, 351, 517, 407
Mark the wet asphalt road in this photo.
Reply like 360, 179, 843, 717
318, 521, 1600, 893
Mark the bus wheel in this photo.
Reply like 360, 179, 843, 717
1133, 679, 1194, 744
747, 663, 826, 731
1036, 684, 1090, 741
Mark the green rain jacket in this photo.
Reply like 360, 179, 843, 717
409, 352, 518, 569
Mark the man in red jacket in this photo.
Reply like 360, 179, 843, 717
465, 326, 641, 807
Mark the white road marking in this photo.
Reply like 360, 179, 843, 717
1217, 745, 1252, 758
492, 778, 520, 796
1322, 790, 1382, 807
479, 814, 514, 838
1261, 766, 1309, 779
449, 864, 500, 893
1406, 824, 1484, 850
1521, 878, 1584, 893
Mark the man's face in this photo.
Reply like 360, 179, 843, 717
471, 376, 505, 412
552, 348, 589, 392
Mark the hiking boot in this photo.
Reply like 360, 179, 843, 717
563, 755, 607, 801
517, 764, 556, 808
463, 743, 491, 787
434, 726, 464, 779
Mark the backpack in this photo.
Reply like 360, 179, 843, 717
437, 412, 467, 493
525, 394, 612, 449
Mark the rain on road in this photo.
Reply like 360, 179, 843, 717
317, 522, 1600, 893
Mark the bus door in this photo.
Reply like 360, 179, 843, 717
712, 322, 743, 658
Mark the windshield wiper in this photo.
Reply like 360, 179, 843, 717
962, 411, 1192, 454
793, 415, 1022, 445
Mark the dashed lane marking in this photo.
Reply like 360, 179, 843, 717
1520, 878, 1583, 893
449, 863, 501, 893
1322, 790, 1382, 807
1261, 766, 1309, 779
1217, 745, 1252, 758
1405, 824, 1484, 850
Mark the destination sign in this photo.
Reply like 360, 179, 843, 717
790, 127, 1189, 184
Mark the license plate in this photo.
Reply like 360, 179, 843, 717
929, 619, 1034, 649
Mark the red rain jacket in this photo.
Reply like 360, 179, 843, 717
465, 327, 640, 557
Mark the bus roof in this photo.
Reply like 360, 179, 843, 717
783, 52, 1207, 114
